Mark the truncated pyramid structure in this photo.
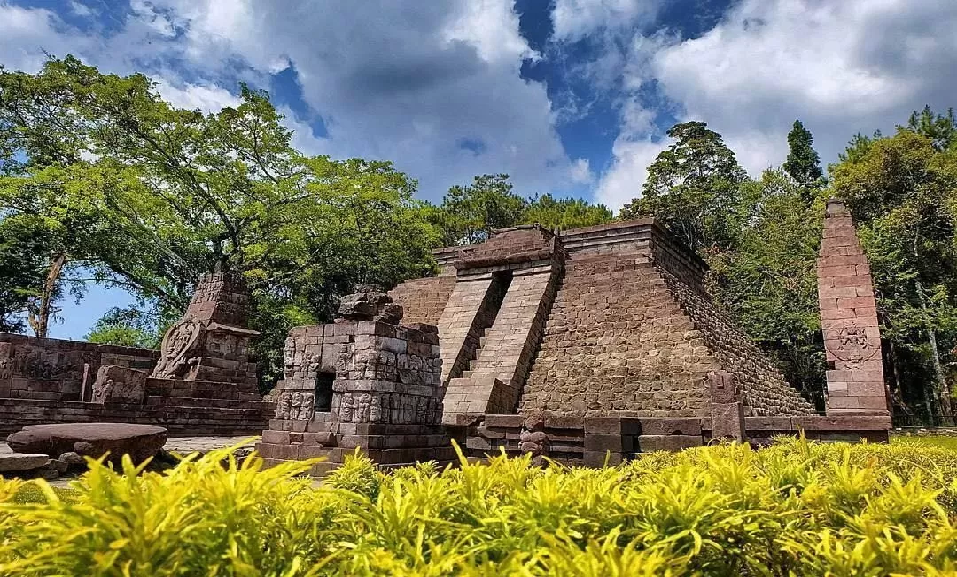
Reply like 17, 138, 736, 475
387, 220, 888, 465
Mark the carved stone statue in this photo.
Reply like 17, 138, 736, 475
276, 392, 292, 419
298, 393, 315, 420
91, 378, 114, 404
339, 393, 355, 422
369, 395, 382, 422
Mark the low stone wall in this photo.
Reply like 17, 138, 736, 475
0, 333, 158, 402
0, 333, 273, 437
463, 413, 891, 466
0, 396, 273, 437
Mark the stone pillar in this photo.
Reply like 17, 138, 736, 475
709, 371, 745, 441
817, 199, 888, 414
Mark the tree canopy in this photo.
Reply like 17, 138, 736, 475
0, 56, 439, 385
620, 121, 748, 254
783, 120, 823, 191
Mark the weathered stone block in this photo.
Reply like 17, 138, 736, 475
636, 435, 702, 452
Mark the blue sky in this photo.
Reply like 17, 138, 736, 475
2, 0, 956, 339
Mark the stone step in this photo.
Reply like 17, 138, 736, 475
0, 453, 51, 473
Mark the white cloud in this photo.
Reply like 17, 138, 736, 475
553, 0, 659, 41
655, 0, 957, 173
136, 0, 576, 199
444, 0, 536, 64
69, 1, 93, 17
154, 80, 241, 113
569, 158, 593, 184
0, 0, 581, 201
596, 138, 666, 209
594, 0, 957, 206
0, 3, 88, 72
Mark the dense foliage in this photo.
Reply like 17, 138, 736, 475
434, 174, 612, 245
1, 438, 957, 575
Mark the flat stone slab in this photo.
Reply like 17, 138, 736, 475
164, 436, 257, 455
0, 453, 51, 472
6, 423, 167, 464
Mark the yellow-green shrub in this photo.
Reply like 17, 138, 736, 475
1, 437, 956, 576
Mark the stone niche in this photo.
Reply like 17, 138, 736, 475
258, 287, 454, 475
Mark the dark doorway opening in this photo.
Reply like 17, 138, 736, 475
315, 372, 334, 412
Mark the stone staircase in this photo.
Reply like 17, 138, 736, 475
442, 264, 561, 424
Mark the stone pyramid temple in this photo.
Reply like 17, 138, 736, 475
383, 218, 888, 465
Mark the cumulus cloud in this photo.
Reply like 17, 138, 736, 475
0, 0, 582, 200
0, 2, 87, 71
154, 80, 241, 113
591, 0, 957, 208
553, 0, 658, 41
569, 158, 593, 184
651, 0, 957, 173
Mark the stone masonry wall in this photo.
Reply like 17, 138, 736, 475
388, 275, 457, 326
818, 199, 888, 414
435, 277, 503, 385
521, 251, 716, 418
659, 270, 815, 416
0, 332, 273, 436
0, 334, 158, 402
444, 263, 560, 424
521, 220, 814, 418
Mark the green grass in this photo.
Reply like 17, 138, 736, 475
10, 482, 77, 504
892, 433, 957, 451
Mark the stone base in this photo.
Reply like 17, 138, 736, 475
7, 423, 168, 464
0, 395, 274, 437
257, 421, 457, 476
464, 413, 892, 467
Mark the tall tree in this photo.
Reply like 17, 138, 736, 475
708, 170, 826, 405
620, 121, 748, 254
906, 106, 957, 151
437, 174, 527, 244
830, 119, 957, 419
783, 120, 823, 192
0, 216, 61, 333
522, 194, 613, 231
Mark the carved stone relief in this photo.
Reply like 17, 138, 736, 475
824, 324, 879, 363
152, 318, 204, 378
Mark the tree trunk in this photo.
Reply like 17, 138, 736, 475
28, 252, 67, 339
916, 278, 953, 423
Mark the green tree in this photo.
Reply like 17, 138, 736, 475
620, 121, 748, 254
437, 174, 527, 244
906, 106, 957, 151
0, 56, 440, 388
84, 306, 164, 349
522, 194, 613, 231
783, 120, 823, 192
708, 170, 826, 405
0, 216, 60, 333
830, 121, 957, 419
